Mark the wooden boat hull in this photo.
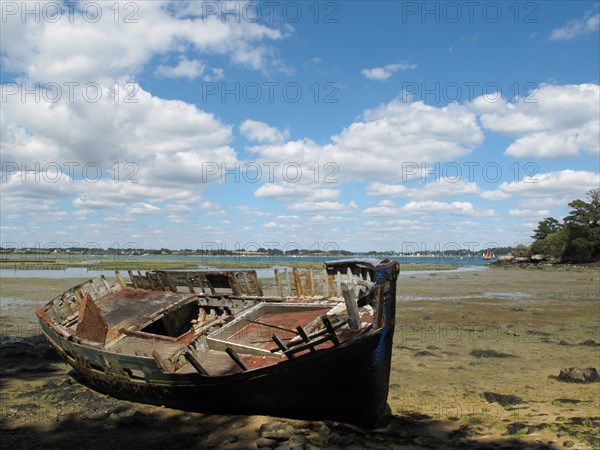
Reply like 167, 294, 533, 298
57, 328, 386, 425
37, 261, 398, 426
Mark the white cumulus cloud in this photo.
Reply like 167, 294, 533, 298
471, 83, 599, 159
401, 200, 494, 216
480, 170, 600, 207
240, 119, 289, 144
549, 11, 600, 41
155, 56, 206, 80
248, 98, 483, 184
0, 0, 287, 83
361, 62, 417, 80
367, 180, 480, 199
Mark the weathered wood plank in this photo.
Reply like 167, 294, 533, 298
271, 334, 293, 358
115, 271, 128, 289
296, 326, 315, 352
225, 347, 248, 371
341, 281, 361, 329
321, 316, 340, 346
274, 269, 283, 297
292, 268, 303, 297
152, 350, 170, 372
184, 351, 209, 376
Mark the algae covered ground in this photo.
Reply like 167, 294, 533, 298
1, 266, 598, 449
388, 266, 599, 449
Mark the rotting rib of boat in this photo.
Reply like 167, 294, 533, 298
36, 259, 399, 426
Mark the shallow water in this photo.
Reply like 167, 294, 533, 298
481, 291, 532, 299
399, 290, 532, 302
0, 265, 291, 280
399, 294, 478, 301
0, 296, 38, 306
398, 265, 484, 277
0, 268, 118, 279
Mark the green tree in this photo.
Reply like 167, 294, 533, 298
563, 188, 600, 262
531, 217, 562, 241
528, 189, 600, 261
512, 244, 530, 257
530, 217, 566, 257
532, 229, 567, 258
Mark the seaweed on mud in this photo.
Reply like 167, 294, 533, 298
470, 349, 516, 358
552, 398, 590, 405
483, 392, 525, 407
414, 350, 435, 357
506, 422, 528, 435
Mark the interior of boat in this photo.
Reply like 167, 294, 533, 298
38, 264, 379, 377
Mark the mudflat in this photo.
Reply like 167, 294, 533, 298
390, 266, 599, 449
1, 267, 598, 449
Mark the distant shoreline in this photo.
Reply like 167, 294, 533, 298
490, 260, 600, 272
0, 259, 460, 273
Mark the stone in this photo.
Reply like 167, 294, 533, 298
288, 435, 308, 446
318, 424, 330, 438
116, 414, 136, 427
107, 413, 119, 426
557, 367, 600, 383
498, 255, 514, 262
231, 420, 246, 429
259, 421, 296, 440
222, 434, 238, 444
338, 433, 355, 445
328, 432, 341, 445
256, 437, 278, 448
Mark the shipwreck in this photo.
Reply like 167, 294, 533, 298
35, 259, 399, 426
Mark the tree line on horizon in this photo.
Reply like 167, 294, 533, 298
514, 188, 600, 263
1, 246, 513, 257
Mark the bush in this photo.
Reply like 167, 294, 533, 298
511, 244, 530, 257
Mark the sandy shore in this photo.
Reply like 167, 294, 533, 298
1, 267, 598, 449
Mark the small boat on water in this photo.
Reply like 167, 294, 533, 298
36, 259, 399, 426
482, 250, 494, 260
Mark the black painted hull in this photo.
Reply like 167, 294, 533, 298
71, 328, 389, 426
